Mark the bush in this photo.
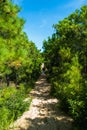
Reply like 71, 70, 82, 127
0, 86, 32, 130
50, 55, 87, 124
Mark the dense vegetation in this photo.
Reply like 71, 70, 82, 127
0, 0, 42, 129
1, 0, 87, 129
0, 86, 32, 130
43, 6, 87, 128
0, 0, 42, 86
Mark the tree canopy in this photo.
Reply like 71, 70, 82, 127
43, 6, 87, 126
0, 0, 42, 84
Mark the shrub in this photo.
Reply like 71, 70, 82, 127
0, 86, 32, 130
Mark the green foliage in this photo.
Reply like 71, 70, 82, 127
0, 1, 42, 129
0, 86, 32, 130
0, 0, 42, 84
0, 107, 10, 130
43, 5, 87, 127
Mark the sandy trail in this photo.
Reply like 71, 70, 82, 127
10, 74, 73, 130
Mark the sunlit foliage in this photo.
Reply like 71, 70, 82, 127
43, 6, 87, 127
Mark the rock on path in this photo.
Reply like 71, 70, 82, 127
10, 74, 73, 130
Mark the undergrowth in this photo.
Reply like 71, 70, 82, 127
0, 84, 32, 130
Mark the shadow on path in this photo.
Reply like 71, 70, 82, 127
11, 74, 73, 130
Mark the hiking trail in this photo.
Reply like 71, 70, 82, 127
10, 74, 73, 130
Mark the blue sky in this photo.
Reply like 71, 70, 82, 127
13, 0, 87, 50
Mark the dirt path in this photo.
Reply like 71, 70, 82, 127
10, 74, 73, 130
